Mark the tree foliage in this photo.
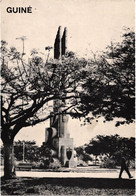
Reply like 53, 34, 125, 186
13, 141, 54, 165
0, 41, 86, 178
79, 29, 135, 126
1, 28, 134, 178
75, 146, 92, 162
13, 140, 40, 162
1, 42, 86, 144
85, 134, 135, 161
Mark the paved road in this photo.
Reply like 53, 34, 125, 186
1, 168, 135, 179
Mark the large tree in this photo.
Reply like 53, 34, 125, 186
79, 29, 135, 126
1, 41, 86, 178
85, 134, 135, 161
1, 28, 134, 178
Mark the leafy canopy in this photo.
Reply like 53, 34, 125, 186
1, 41, 86, 143
79, 29, 135, 126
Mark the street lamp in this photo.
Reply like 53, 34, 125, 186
22, 141, 25, 162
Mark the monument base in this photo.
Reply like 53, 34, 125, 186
65, 160, 76, 168
52, 137, 76, 168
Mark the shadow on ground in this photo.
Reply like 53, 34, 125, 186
1, 177, 135, 195
20, 177, 135, 189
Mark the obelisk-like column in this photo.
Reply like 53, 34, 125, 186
45, 27, 76, 168
61, 27, 67, 55
54, 26, 62, 59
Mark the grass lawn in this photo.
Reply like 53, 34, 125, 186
1, 177, 135, 195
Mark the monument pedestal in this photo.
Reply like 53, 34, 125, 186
53, 137, 76, 168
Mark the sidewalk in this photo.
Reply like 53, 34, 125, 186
1, 168, 135, 179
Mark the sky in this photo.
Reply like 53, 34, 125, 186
15, 117, 135, 147
1, 0, 134, 56
1, 0, 135, 146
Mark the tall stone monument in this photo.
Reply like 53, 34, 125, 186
54, 26, 67, 59
45, 26, 76, 167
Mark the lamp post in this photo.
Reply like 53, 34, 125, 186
23, 141, 25, 162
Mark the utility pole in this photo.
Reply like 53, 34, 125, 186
22, 141, 25, 162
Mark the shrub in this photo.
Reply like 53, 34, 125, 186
77, 160, 88, 167
32, 159, 52, 169
100, 158, 116, 169
129, 160, 135, 169
49, 159, 61, 169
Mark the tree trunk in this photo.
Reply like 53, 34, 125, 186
3, 142, 16, 179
